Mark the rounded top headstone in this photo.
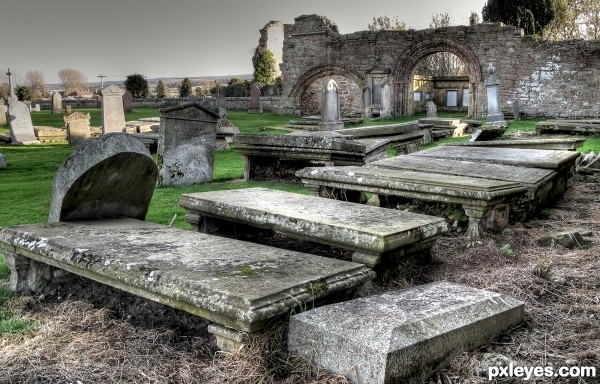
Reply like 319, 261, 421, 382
48, 133, 158, 222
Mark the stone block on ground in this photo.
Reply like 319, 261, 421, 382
48, 133, 158, 222
288, 282, 524, 384
468, 123, 507, 142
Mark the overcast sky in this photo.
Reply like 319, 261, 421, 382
1, 0, 485, 84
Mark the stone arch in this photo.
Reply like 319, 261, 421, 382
393, 37, 483, 117
289, 65, 366, 115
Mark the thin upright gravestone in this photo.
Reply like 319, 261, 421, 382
318, 79, 344, 131
0, 98, 6, 126
7, 97, 39, 145
484, 63, 505, 124
157, 103, 219, 186
122, 90, 133, 114
51, 92, 62, 114
362, 87, 371, 117
64, 111, 91, 147
49, 133, 158, 222
101, 85, 126, 134
426, 101, 437, 118
469, 64, 507, 142
247, 83, 262, 114
380, 82, 392, 119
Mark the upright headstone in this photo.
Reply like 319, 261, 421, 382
484, 64, 506, 124
64, 111, 91, 147
247, 83, 262, 114
7, 97, 39, 145
63, 104, 73, 114
34, 104, 41, 112
0, 98, 6, 126
362, 87, 372, 117
217, 96, 227, 118
0, 153, 6, 169
51, 92, 62, 114
49, 133, 158, 223
101, 85, 126, 134
318, 79, 344, 131
122, 90, 133, 114
380, 82, 392, 119
426, 101, 437, 118
157, 103, 219, 186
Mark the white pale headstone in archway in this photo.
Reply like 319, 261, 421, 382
319, 79, 344, 131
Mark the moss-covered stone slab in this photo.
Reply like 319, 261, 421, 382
443, 138, 585, 151
0, 218, 373, 333
288, 282, 524, 384
413, 146, 580, 171
535, 120, 600, 135
333, 121, 419, 138
296, 166, 527, 240
180, 188, 447, 273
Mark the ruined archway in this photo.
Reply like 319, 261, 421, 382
289, 65, 365, 115
394, 37, 483, 117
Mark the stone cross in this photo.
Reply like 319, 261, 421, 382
101, 85, 126, 134
484, 63, 505, 124
318, 79, 344, 131
6, 69, 14, 98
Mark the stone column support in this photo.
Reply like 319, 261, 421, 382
3, 251, 31, 292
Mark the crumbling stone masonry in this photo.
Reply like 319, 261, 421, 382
265, 14, 600, 118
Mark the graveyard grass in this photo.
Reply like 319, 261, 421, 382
1, 109, 600, 383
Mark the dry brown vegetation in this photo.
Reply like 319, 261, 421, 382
0, 175, 598, 383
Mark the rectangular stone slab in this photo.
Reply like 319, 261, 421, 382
370, 156, 555, 186
179, 188, 447, 255
0, 218, 373, 332
288, 282, 524, 384
296, 166, 526, 205
412, 146, 581, 170
333, 121, 419, 138
233, 134, 365, 153
442, 138, 585, 151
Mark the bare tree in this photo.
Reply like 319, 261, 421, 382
25, 70, 46, 99
58, 68, 87, 95
545, 0, 600, 40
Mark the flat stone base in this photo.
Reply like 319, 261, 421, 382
318, 122, 345, 131
288, 282, 524, 384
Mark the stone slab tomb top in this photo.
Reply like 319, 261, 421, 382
180, 187, 447, 254
288, 281, 524, 384
413, 146, 581, 170
49, 133, 158, 222
0, 218, 374, 332
370, 156, 554, 185
233, 133, 365, 153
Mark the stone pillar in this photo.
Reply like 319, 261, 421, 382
318, 79, 344, 131
484, 64, 506, 124
101, 85, 126, 134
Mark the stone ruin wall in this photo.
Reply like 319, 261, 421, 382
277, 14, 600, 118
